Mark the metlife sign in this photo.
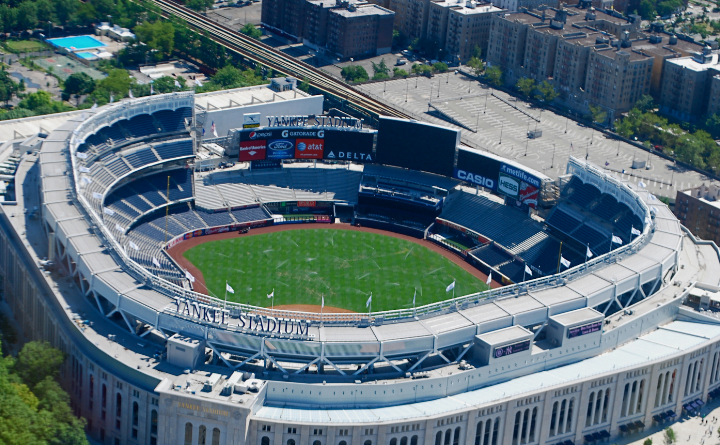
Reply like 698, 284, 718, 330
500, 163, 541, 189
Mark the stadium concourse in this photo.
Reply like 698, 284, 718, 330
1, 80, 720, 445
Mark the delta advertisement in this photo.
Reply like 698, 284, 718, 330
237, 128, 375, 163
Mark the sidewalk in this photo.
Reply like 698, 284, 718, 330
619, 398, 720, 445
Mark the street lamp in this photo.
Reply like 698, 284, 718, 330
565, 116, 569, 133
499, 122, 504, 144
525, 137, 529, 156
551, 143, 556, 168
617, 139, 621, 156
406, 78, 409, 102
484, 89, 490, 114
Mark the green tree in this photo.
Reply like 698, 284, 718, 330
467, 56, 484, 77
638, 0, 656, 19
635, 94, 656, 113
371, 59, 390, 78
393, 67, 408, 77
212, 65, 244, 88
705, 113, 720, 138
472, 45, 482, 59
96, 69, 133, 96
18, 90, 53, 111
152, 75, 185, 93
644, 439, 652, 445
392, 29, 407, 48
16, 2, 38, 31
411, 63, 433, 76
64, 72, 95, 106
134, 21, 175, 60
340, 65, 369, 83
433, 61, 448, 72
240, 23, 262, 39
484, 65, 503, 86
186, 0, 214, 11
298, 76, 310, 92
663, 427, 676, 444
589, 104, 607, 125
14, 341, 64, 387
516, 77, 535, 97
535, 80, 558, 102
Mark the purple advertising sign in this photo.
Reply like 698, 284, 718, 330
567, 321, 602, 339
493, 340, 531, 359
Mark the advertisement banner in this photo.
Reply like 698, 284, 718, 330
497, 173, 520, 199
295, 138, 324, 159
297, 201, 316, 207
519, 182, 539, 209
243, 112, 261, 129
500, 163, 541, 189
453, 168, 496, 191
239, 140, 267, 161
323, 130, 375, 163
267, 139, 295, 159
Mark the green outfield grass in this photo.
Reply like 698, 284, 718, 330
183, 229, 489, 312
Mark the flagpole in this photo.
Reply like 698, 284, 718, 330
413, 289, 416, 317
523, 266, 526, 282
585, 243, 589, 263
369, 292, 372, 315
557, 241, 563, 273
272, 288, 274, 310
609, 233, 613, 253
321, 293, 324, 318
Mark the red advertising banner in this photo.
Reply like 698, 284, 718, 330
294, 138, 324, 159
297, 201, 316, 207
519, 182, 539, 209
239, 140, 267, 161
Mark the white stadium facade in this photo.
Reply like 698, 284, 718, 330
2, 78, 720, 445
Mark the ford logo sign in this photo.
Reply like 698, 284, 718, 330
297, 142, 306, 151
268, 140, 293, 151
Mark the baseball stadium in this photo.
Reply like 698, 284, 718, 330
1, 77, 719, 445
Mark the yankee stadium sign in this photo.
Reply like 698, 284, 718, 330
266, 115, 364, 130
172, 297, 310, 336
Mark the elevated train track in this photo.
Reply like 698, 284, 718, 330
152, 0, 411, 122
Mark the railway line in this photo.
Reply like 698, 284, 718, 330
152, 0, 412, 121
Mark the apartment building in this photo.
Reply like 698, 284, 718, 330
486, 4, 710, 118
389, 0, 430, 42
675, 184, 720, 245
261, 0, 395, 59
659, 47, 720, 122
446, 2, 503, 60
327, 3, 395, 58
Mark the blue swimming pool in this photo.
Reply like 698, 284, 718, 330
48, 35, 106, 51
75, 51, 98, 60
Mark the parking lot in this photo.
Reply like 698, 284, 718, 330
205, 1, 263, 27
358, 74, 715, 200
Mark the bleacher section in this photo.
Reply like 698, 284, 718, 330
194, 167, 363, 210
154, 140, 194, 160
123, 202, 271, 281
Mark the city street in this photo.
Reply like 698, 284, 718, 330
358, 74, 715, 200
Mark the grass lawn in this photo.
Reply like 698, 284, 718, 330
184, 229, 488, 312
3, 40, 48, 53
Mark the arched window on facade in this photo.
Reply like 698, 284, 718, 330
444, 429, 451, 445
131, 401, 139, 439
287, 440, 296, 445
212, 428, 221, 445
390, 439, 397, 445
338, 441, 346, 445
261, 437, 271, 445
184, 423, 193, 445
435, 431, 442, 445
400, 436, 408, 445
198, 425, 207, 445
410, 436, 418, 445
115, 393, 122, 429
512, 411, 521, 445
364, 441, 372, 445
151, 409, 158, 435
89, 375, 94, 400
101, 384, 107, 408
453, 427, 460, 445
312, 440, 321, 445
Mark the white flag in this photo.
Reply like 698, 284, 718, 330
525, 264, 532, 276
185, 270, 195, 283
152, 257, 161, 268
560, 256, 571, 268
79, 166, 91, 173
366, 294, 372, 308
321, 296, 325, 309
413, 289, 416, 306
638, 181, 646, 188
129, 89, 134, 98
128, 241, 139, 250
195, 78, 203, 87
486, 273, 492, 285
649, 194, 657, 201
80, 112, 86, 121
115, 223, 124, 232
174, 80, 181, 88
212, 121, 218, 138
91, 103, 98, 110
631, 226, 641, 236
81, 176, 92, 184
586, 246, 594, 258
650, 206, 658, 214
109, 94, 114, 104
267, 290, 274, 299
226, 282, 235, 293
150, 84, 154, 95
76, 152, 88, 159
103, 207, 115, 216
92, 192, 103, 200
612, 235, 623, 245
446, 281, 455, 292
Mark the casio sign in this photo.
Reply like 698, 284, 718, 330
456, 169, 495, 189
498, 176, 519, 196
